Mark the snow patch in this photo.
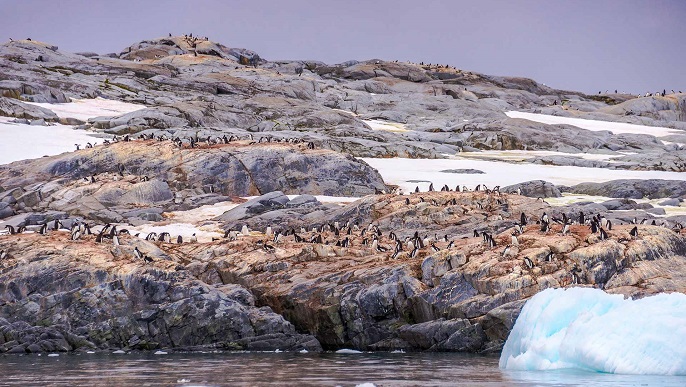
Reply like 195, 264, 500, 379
499, 288, 686, 375
362, 119, 409, 133
24, 97, 145, 121
361, 157, 686, 193
0, 118, 101, 165
506, 111, 683, 138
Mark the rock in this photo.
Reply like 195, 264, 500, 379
569, 179, 686, 199
286, 194, 320, 208
659, 198, 682, 206
439, 169, 485, 174
503, 180, 561, 198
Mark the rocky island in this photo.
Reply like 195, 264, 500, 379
0, 36, 684, 355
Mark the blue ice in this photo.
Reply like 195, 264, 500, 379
499, 287, 686, 375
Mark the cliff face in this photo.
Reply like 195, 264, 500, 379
0, 233, 321, 353
2, 192, 683, 353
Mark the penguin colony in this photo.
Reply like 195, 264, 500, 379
2, 185, 683, 286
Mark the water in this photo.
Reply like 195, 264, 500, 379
1, 352, 685, 386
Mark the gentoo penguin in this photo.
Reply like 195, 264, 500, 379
39, 223, 48, 235
133, 247, 143, 260
75, 144, 80, 151
430, 243, 440, 252
511, 233, 519, 246
241, 225, 250, 236
523, 257, 534, 269
265, 226, 273, 237
541, 212, 549, 224
545, 252, 554, 262
629, 226, 639, 238
520, 212, 527, 226
112, 235, 120, 246
501, 245, 511, 257
599, 228, 608, 240
415, 186, 420, 193
5, 225, 16, 235
190, 233, 197, 243
540, 221, 550, 233
561, 223, 570, 235
428, 183, 434, 192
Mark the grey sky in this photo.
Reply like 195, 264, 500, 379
1, 0, 684, 94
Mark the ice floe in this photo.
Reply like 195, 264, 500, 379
499, 288, 686, 375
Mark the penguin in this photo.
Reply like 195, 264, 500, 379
541, 212, 549, 224
39, 223, 48, 235
571, 272, 580, 284
514, 223, 523, 235
144, 255, 154, 263
523, 257, 534, 269
428, 183, 434, 192
561, 223, 570, 235
501, 245, 511, 257
430, 243, 440, 252
5, 225, 16, 235
112, 235, 120, 246
0, 250, 6, 260
409, 247, 419, 258
133, 247, 143, 260
599, 227, 608, 240
629, 226, 639, 238
241, 225, 250, 236
75, 144, 81, 151
545, 252, 554, 262
511, 233, 519, 246
520, 212, 527, 226
190, 233, 197, 243
405, 197, 410, 205
540, 221, 550, 233
265, 226, 273, 237
414, 186, 420, 193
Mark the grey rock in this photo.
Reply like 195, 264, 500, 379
503, 180, 561, 198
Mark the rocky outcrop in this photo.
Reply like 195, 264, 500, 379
174, 193, 686, 352
1, 38, 682, 162
566, 179, 686, 199
0, 233, 321, 353
0, 141, 387, 222
502, 180, 561, 198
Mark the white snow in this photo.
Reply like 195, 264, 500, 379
164, 202, 241, 224
0, 117, 101, 164
362, 157, 686, 194
362, 119, 409, 133
24, 97, 145, 121
154, 350, 168, 355
506, 111, 683, 138
128, 222, 223, 243
499, 288, 686, 375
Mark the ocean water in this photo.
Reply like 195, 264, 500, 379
1, 352, 685, 387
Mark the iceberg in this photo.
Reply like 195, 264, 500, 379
499, 287, 686, 375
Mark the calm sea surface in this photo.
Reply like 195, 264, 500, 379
0, 351, 684, 387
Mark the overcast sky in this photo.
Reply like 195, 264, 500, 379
2, 0, 684, 94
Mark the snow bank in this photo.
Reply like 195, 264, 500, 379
499, 288, 686, 375
362, 119, 409, 132
24, 97, 145, 121
361, 157, 686, 193
0, 118, 100, 164
506, 111, 683, 137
